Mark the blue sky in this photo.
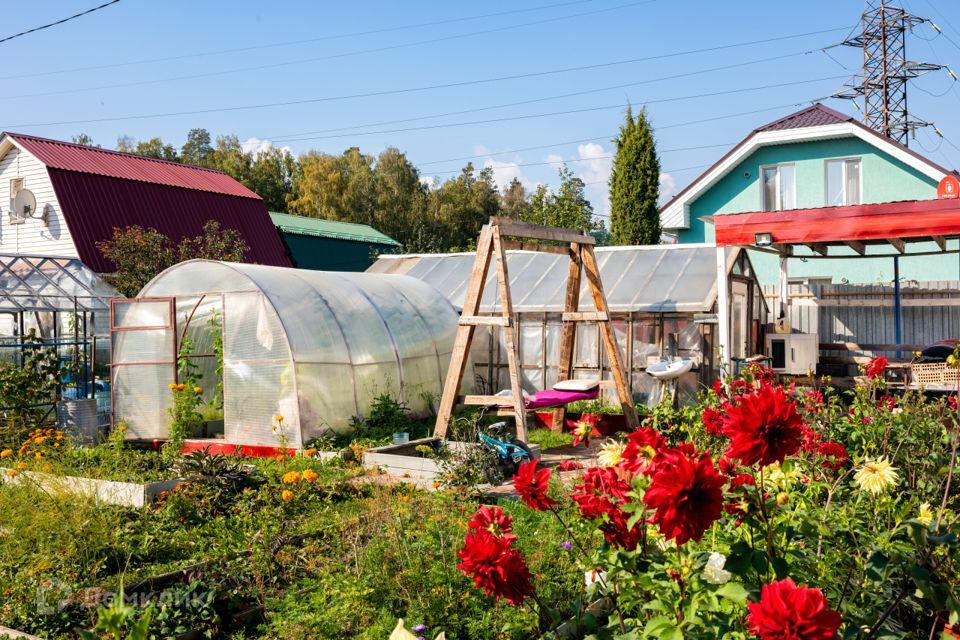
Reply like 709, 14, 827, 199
3, 0, 959, 219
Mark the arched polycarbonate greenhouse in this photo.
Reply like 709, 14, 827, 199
111, 260, 463, 447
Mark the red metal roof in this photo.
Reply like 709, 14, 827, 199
712, 198, 960, 247
6, 132, 259, 199
47, 169, 292, 272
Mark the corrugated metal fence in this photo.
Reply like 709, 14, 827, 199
762, 280, 960, 353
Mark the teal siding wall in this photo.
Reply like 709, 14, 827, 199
675, 136, 950, 283
281, 233, 396, 271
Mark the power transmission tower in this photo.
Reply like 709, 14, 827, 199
832, 0, 947, 146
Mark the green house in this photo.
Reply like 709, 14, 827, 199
660, 104, 956, 284
269, 212, 400, 272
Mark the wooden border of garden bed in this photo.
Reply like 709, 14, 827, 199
0, 470, 181, 508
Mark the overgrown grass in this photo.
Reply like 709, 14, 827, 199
526, 428, 573, 450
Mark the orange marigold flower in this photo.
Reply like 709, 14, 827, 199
168, 383, 178, 390
16, 462, 27, 470
274, 454, 285, 462
274, 415, 284, 423
302, 469, 319, 482
281, 489, 294, 501
118, 425, 127, 433
304, 448, 317, 457
282, 471, 302, 484
6, 469, 19, 477
0, 450, 12, 459
193, 387, 202, 394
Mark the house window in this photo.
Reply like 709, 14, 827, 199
825, 158, 861, 206
761, 164, 796, 211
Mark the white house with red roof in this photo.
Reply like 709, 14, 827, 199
0, 132, 290, 273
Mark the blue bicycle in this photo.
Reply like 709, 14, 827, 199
478, 420, 533, 480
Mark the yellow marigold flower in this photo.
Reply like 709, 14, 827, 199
6, 469, 18, 477
34, 452, 42, 460
855, 456, 899, 495
401, 495, 410, 503
56, 434, 64, 441
597, 441, 627, 468
34, 436, 47, 444
918, 502, 934, 526
169, 383, 177, 390
281, 489, 294, 501
282, 471, 302, 484
194, 387, 202, 394
0, 450, 12, 459
304, 448, 317, 457
118, 425, 127, 433
274, 415, 284, 423
16, 462, 27, 470
302, 469, 319, 482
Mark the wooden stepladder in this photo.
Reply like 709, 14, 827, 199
433, 217, 639, 441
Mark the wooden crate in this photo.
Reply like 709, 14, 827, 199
911, 362, 960, 386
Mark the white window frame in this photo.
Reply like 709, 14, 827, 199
823, 157, 862, 207
760, 163, 796, 212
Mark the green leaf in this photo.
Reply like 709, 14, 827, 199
866, 551, 889, 581
716, 582, 749, 602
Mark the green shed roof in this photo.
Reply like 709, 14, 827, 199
269, 212, 400, 246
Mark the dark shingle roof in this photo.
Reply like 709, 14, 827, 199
754, 104, 852, 132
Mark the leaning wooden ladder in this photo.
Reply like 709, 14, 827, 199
433, 217, 639, 441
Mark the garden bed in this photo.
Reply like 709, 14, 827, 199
0, 469, 182, 507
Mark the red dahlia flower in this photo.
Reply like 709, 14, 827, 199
557, 460, 584, 471
568, 414, 601, 447
643, 448, 725, 545
721, 383, 805, 468
512, 460, 557, 511
619, 426, 665, 476
702, 406, 725, 436
457, 530, 534, 606
468, 505, 515, 542
816, 441, 848, 471
864, 356, 888, 380
747, 578, 842, 640
571, 467, 630, 520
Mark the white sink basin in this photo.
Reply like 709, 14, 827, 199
647, 358, 694, 380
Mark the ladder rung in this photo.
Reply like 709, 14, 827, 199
459, 315, 512, 327
562, 311, 609, 322
461, 394, 518, 406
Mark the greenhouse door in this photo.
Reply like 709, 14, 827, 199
110, 298, 177, 439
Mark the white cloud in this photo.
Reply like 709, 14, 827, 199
483, 158, 532, 192
545, 153, 564, 167
576, 143, 613, 185
419, 175, 437, 189
241, 137, 292, 157
658, 172, 677, 205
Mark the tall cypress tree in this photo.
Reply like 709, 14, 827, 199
609, 106, 661, 245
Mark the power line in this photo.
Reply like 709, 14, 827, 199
266, 51, 831, 141
420, 140, 734, 167
0, 0, 654, 102
269, 76, 845, 144
2, 27, 850, 130
0, 0, 121, 45
0, 0, 596, 80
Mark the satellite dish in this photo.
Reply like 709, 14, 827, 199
11, 189, 36, 224
42, 202, 53, 226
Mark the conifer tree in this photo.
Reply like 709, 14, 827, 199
609, 106, 661, 245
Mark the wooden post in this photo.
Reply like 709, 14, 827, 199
552, 243, 581, 432
491, 226, 528, 440
715, 246, 731, 372
433, 226, 494, 438
581, 245, 639, 430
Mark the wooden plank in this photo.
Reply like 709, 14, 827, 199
561, 311, 609, 322
888, 237, 906, 253
773, 243, 793, 257
461, 395, 512, 406
819, 342, 926, 352
490, 217, 595, 245
492, 226, 529, 441
500, 239, 573, 255
553, 243, 582, 432
459, 315, 511, 327
844, 239, 866, 255
804, 242, 829, 256
434, 226, 494, 438
932, 235, 947, 251
581, 245, 639, 430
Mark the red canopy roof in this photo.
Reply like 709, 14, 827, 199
5, 132, 291, 272
712, 198, 960, 248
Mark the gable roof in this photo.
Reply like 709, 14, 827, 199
1, 132, 291, 272
3, 132, 259, 199
659, 104, 954, 230
269, 212, 400, 246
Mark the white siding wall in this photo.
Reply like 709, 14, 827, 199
0, 146, 76, 257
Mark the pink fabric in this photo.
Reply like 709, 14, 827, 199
525, 387, 600, 410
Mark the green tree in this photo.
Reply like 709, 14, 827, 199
249, 146, 297, 212
181, 128, 213, 167
500, 177, 531, 220
97, 221, 250, 297
609, 106, 661, 245
372, 147, 427, 248
525, 165, 596, 230
71, 133, 99, 148
117, 136, 179, 161
428, 163, 500, 251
